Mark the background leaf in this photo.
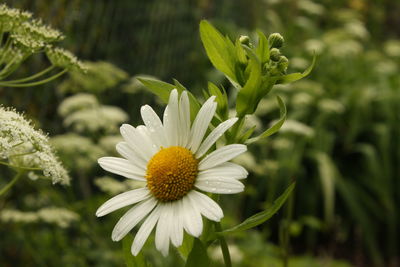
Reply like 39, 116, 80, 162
185, 238, 210, 267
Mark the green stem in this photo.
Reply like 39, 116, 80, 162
0, 160, 42, 171
0, 65, 56, 84
8, 150, 37, 158
214, 222, 232, 267
0, 68, 67, 87
0, 171, 24, 197
280, 190, 294, 267
0, 36, 12, 65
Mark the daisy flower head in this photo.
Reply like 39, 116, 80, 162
96, 89, 248, 256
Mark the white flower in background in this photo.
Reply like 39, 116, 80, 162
96, 89, 248, 256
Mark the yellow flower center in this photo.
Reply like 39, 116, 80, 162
146, 146, 198, 202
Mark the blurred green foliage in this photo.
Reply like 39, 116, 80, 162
1, 0, 400, 266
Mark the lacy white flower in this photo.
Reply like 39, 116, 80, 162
0, 106, 70, 185
97, 89, 248, 256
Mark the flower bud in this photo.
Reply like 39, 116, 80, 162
277, 56, 289, 73
270, 48, 281, 61
268, 33, 284, 48
239, 35, 250, 46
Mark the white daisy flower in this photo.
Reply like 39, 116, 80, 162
96, 89, 248, 256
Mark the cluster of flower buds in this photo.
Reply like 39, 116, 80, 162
0, 4, 85, 87
266, 33, 289, 75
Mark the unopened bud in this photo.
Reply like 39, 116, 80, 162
268, 33, 284, 48
277, 56, 289, 72
239, 35, 250, 46
270, 48, 281, 61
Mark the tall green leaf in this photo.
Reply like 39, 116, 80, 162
199, 20, 237, 82
218, 182, 295, 235
256, 30, 269, 65
236, 46, 262, 116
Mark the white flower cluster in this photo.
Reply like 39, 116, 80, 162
1, 207, 79, 228
94, 176, 145, 195
46, 47, 87, 72
58, 93, 128, 134
51, 133, 105, 171
18, 19, 64, 43
58, 93, 98, 117
0, 4, 32, 32
0, 3, 85, 77
0, 106, 70, 185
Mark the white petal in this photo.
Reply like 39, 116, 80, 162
116, 142, 147, 171
163, 89, 179, 147
195, 177, 244, 194
198, 162, 248, 180
188, 96, 217, 153
96, 188, 150, 217
181, 195, 203, 237
170, 200, 184, 247
111, 198, 157, 241
136, 126, 158, 154
98, 157, 146, 181
131, 205, 162, 256
178, 91, 190, 147
199, 144, 247, 170
140, 105, 167, 148
155, 203, 172, 256
120, 124, 154, 161
188, 191, 223, 222
195, 118, 238, 158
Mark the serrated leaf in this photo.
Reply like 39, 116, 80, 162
122, 235, 148, 267
218, 182, 295, 235
185, 238, 210, 267
200, 20, 237, 82
256, 30, 269, 65
245, 95, 286, 144
236, 46, 262, 116
276, 53, 316, 84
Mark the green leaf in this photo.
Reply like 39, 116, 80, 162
208, 82, 228, 120
219, 182, 295, 235
173, 79, 201, 121
256, 30, 269, 65
178, 233, 194, 260
236, 46, 262, 116
199, 20, 237, 82
245, 95, 286, 144
185, 238, 210, 267
137, 77, 175, 103
276, 53, 316, 84
138, 77, 201, 121
122, 235, 148, 267
239, 125, 256, 143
